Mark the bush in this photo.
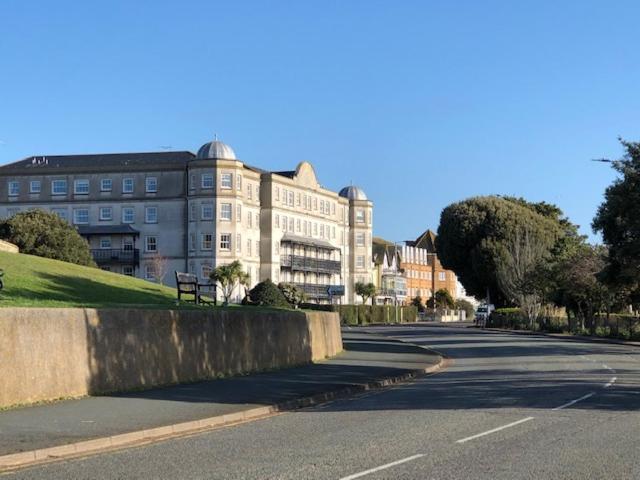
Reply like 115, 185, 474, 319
278, 283, 306, 307
248, 279, 290, 308
0, 210, 95, 266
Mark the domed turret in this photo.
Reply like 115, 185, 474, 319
339, 185, 368, 201
196, 139, 236, 160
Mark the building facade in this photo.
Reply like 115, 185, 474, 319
372, 237, 407, 305
401, 230, 457, 303
0, 139, 374, 303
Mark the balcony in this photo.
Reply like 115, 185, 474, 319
91, 249, 140, 265
280, 254, 341, 274
292, 282, 345, 299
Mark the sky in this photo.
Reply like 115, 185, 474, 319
1, 0, 638, 243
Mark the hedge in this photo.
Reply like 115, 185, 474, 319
302, 304, 418, 325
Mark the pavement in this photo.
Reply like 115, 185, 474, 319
4, 323, 640, 479
0, 329, 443, 469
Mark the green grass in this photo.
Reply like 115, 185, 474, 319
0, 251, 185, 308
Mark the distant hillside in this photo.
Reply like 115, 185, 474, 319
0, 251, 179, 308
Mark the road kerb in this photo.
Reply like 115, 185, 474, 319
0, 346, 445, 472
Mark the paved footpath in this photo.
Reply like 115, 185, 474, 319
0, 330, 441, 460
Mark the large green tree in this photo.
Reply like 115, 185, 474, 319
593, 140, 640, 292
0, 210, 95, 266
436, 196, 576, 305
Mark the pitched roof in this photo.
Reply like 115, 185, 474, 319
0, 151, 196, 174
372, 237, 401, 266
406, 229, 437, 253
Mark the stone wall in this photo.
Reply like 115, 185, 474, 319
0, 308, 342, 408
0, 240, 18, 253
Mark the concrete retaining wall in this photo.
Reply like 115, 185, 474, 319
0, 240, 18, 253
0, 308, 342, 408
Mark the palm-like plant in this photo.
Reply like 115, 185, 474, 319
210, 261, 249, 306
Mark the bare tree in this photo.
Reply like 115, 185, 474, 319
496, 226, 548, 328
149, 253, 170, 285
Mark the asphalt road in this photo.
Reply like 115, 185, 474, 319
5, 325, 640, 480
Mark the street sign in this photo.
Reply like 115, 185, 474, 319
327, 285, 345, 296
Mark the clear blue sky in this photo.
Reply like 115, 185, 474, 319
1, 1, 638, 243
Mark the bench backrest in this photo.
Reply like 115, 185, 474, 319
175, 271, 198, 291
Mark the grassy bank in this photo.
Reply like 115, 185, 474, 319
0, 251, 180, 308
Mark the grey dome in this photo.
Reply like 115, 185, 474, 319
196, 140, 236, 160
339, 185, 368, 201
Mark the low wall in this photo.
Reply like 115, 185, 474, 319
0, 308, 342, 408
0, 240, 18, 253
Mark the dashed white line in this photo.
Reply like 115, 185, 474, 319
552, 392, 595, 411
339, 454, 425, 480
605, 377, 617, 388
455, 417, 535, 444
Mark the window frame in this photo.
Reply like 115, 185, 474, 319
122, 178, 134, 194
99, 206, 113, 221
74, 179, 89, 195
51, 179, 68, 195
145, 206, 158, 224
145, 176, 158, 193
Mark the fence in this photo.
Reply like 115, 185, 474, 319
302, 304, 418, 325
487, 310, 640, 340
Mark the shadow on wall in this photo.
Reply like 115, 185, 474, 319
83, 309, 315, 396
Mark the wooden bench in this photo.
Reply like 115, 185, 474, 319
175, 271, 216, 306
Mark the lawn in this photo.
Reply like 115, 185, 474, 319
0, 251, 183, 308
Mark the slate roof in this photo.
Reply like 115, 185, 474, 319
0, 151, 196, 174
406, 229, 437, 253
372, 237, 401, 266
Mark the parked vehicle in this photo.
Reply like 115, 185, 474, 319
475, 303, 494, 326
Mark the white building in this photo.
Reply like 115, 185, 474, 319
0, 138, 374, 303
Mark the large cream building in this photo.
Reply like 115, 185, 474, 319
0, 138, 374, 303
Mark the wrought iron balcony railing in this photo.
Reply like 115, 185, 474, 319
280, 254, 341, 274
91, 249, 140, 265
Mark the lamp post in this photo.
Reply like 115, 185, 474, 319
394, 242, 400, 323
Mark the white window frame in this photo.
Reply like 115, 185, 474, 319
220, 233, 231, 251
145, 206, 158, 224
439, 272, 446, 281
236, 234, 241, 253
122, 207, 135, 224
99, 237, 112, 249
356, 255, 365, 269
237, 204, 242, 223
145, 236, 157, 253
99, 207, 113, 221
51, 208, 67, 221
220, 173, 232, 189
356, 210, 365, 223
122, 178, 134, 194
30, 180, 41, 194
100, 178, 112, 192
356, 232, 365, 247
51, 179, 67, 195
73, 208, 89, 225
201, 173, 214, 189
201, 233, 213, 251
74, 179, 89, 195
8, 181, 19, 197
201, 204, 214, 221
145, 263, 157, 280
145, 176, 158, 193
220, 203, 232, 221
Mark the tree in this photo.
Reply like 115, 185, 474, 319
355, 282, 376, 305
455, 298, 476, 319
434, 288, 455, 309
436, 196, 570, 304
0, 210, 95, 266
593, 139, 640, 294
411, 296, 425, 312
209, 260, 249, 306
278, 283, 307, 308
249, 279, 290, 308
495, 226, 549, 328
149, 253, 169, 285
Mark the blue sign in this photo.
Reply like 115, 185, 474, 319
327, 285, 345, 296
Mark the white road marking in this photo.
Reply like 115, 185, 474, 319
455, 417, 535, 444
602, 364, 615, 372
339, 454, 425, 480
552, 392, 595, 411
605, 377, 617, 388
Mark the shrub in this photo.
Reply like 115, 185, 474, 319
248, 279, 290, 308
0, 210, 95, 266
278, 283, 306, 307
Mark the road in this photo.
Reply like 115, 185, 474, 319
5, 325, 640, 479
